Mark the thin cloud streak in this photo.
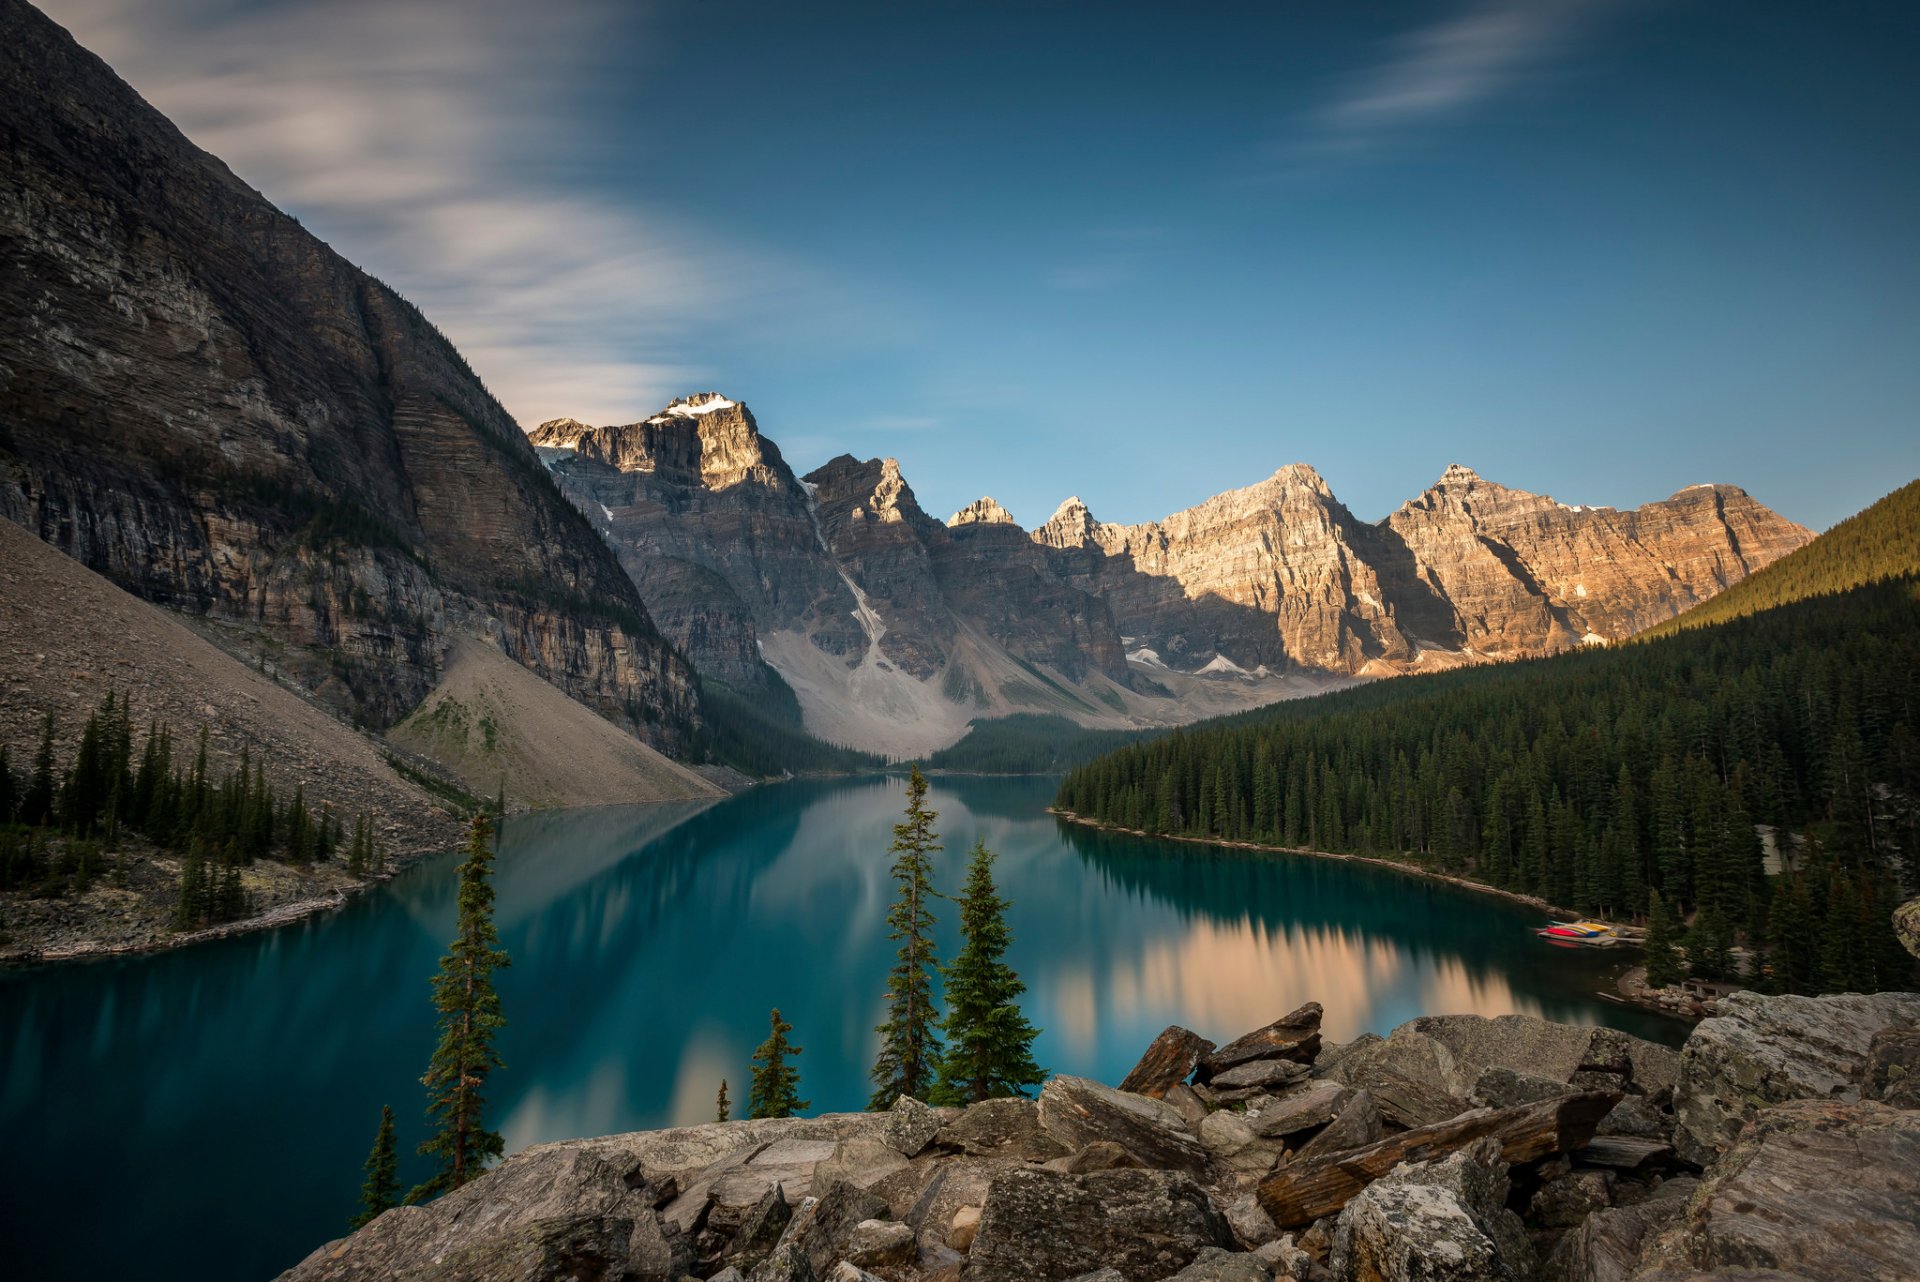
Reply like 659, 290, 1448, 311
39, 0, 884, 427
1302, 0, 1603, 157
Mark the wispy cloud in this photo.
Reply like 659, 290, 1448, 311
1299, 0, 1603, 158
39, 0, 882, 427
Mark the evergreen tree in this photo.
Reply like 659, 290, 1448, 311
931, 839, 1045, 1105
1643, 888, 1685, 989
21, 712, 56, 827
351, 1105, 401, 1230
715, 1079, 731, 1123
870, 766, 944, 1110
413, 815, 511, 1200
748, 1007, 808, 1119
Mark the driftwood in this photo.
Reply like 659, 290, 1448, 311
1257, 1089, 1619, 1228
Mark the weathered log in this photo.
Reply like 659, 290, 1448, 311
1256, 1089, 1618, 1228
1118, 1026, 1216, 1099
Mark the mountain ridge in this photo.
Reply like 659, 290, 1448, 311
0, 0, 703, 754
532, 394, 1810, 756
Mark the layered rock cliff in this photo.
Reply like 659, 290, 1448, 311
534, 403, 1157, 758
0, 0, 701, 748
537, 393, 1809, 755
1037, 463, 1811, 676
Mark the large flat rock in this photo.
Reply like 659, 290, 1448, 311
1671, 990, 1920, 1164
967, 1167, 1235, 1282
1644, 1099, 1920, 1280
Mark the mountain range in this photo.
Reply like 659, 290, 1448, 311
532, 400, 1809, 756
0, 0, 1812, 770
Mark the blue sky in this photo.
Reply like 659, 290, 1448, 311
47, 0, 1920, 530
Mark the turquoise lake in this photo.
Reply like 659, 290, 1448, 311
0, 775, 1685, 1281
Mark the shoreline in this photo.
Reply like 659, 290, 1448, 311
1045, 807, 1692, 1022
0, 851, 437, 970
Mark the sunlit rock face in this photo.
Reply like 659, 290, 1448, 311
534, 405, 1133, 703
1036, 463, 1810, 676
1382, 466, 1814, 657
0, 0, 700, 746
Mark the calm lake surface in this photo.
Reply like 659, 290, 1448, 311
0, 775, 1684, 1281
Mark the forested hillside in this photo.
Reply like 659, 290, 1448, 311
1640, 477, 1920, 638
1058, 569, 1920, 995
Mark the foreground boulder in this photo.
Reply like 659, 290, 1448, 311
1638, 1099, 1920, 1280
1036, 1075, 1210, 1174
1330, 1138, 1533, 1282
1670, 990, 1920, 1164
1544, 1178, 1696, 1282
1257, 1089, 1617, 1228
277, 1147, 688, 1282
1120, 1026, 1217, 1098
1201, 1003, 1324, 1080
967, 1167, 1235, 1282
1326, 1013, 1677, 1104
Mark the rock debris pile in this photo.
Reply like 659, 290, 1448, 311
281, 992, 1920, 1282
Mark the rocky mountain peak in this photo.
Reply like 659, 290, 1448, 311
1440, 462, 1481, 484
1034, 496, 1101, 549
647, 392, 740, 422
529, 418, 596, 450
949, 496, 1017, 528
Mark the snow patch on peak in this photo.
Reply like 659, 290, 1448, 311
1581, 632, 1608, 646
1196, 653, 1252, 678
649, 393, 738, 423
1127, 647, 1169, 669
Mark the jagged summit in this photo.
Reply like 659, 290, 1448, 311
647, 392, 738, 422
949, 496, 1017, 528
1438, 462, 1482, 485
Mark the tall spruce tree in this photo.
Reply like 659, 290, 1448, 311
413, 814, 511, 1200
748, 1008, 808, 1119
715, 1079, 731, 1123
1643, 888, 1685, 989
21, 713, 55, 827
351, 1105, 401, 1230
870, 766, 944, 1110
931, 839, 1045, 1105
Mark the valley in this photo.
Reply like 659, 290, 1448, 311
0, 4, 1916, 1282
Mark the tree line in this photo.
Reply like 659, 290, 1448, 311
0, 695, 385, 929
1058, 577, 1920, 996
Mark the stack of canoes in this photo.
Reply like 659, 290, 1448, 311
1535, 919, 1620, 947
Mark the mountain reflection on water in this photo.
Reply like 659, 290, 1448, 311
0, 774, 1682, 1282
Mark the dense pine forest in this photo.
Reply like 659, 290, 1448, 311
929, 714, 1148, 774
1640, 477, 1920, 638
1058, 482, 1920, 996
0, 695, 384, 930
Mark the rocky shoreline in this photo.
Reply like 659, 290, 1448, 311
0, 839, 439, 968
280, 988, 1920, 1282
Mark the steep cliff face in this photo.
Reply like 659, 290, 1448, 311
535, 402, 1155, 757
1034, 465, 1419, 674
0, 0, 701, 746
538, 389, 1808, 754
531, 397, 863, 691
1035, 463, 1812, 677
1381, 466, 1815, 658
